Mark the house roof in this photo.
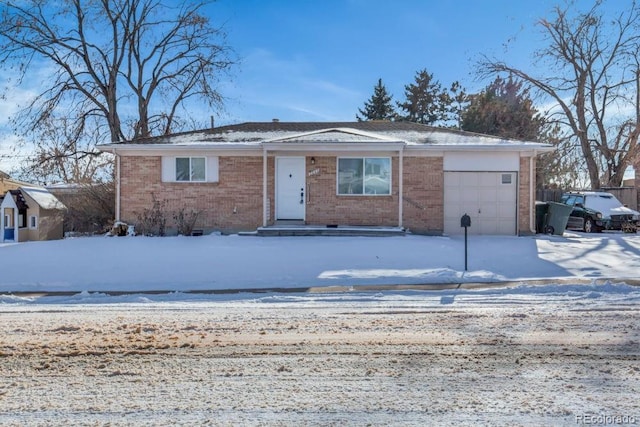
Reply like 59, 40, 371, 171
20, 186, 66, 210
98, 121, 553, 151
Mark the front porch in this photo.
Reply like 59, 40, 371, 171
249, 222, 406, 237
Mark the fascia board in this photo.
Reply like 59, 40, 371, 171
263, 142, 406, 151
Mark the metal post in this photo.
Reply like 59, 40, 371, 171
464, 226, 468, 271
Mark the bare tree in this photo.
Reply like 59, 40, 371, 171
479, 1, 640, 188
0, 0, 234, 181
15, 116, 113, 185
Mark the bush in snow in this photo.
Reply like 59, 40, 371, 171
135, 195, 167, 236
173, 208, 200, 236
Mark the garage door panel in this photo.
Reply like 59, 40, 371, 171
444, 171, 517, 235
460, 173, 479, 186
478, 173, 497, 186
478, 188, 498, 202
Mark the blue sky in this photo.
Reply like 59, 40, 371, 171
211, 0, 562, 125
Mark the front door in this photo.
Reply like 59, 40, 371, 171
276, 157, 306, 220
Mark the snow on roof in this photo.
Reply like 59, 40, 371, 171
98, 122, 552, 150
20, 186, 66, 210
263, 128, 403, 144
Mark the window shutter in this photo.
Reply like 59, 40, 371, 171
161, 157, 176, 182
207, 157, 219, 182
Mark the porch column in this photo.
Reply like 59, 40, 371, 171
263, 147, 268, 227
398, 146, 404, 228
0, 207, 4, 243
13, 206, 18, 242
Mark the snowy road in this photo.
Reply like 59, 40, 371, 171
1, 284, 639, 426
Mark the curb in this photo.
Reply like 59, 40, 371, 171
2, 278, 639, 299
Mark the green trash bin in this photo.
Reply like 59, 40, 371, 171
535, 201, 549, 233
544, 201, 573, 235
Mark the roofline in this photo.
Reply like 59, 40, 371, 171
100, 142, 555, 154
262, 127, 404, 143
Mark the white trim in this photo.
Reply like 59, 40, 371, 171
29, 215, 37, 229
263, 148, 268, 227
115, 153, 121, 222
262, 127, 403, 143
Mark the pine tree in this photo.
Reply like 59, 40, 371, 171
461, 76, 580, 188
397, 69, 458, 126
356, 79, 396, 121
460, 76, 544, 140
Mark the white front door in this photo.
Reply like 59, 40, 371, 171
444, 172, 517, 235
276, 157, 306, 220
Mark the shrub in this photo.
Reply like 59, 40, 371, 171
173, 208, 200, 236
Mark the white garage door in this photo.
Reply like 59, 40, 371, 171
444, 172, 517, 235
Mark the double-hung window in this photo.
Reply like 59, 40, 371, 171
176, 157, 206, 182
337, 157, 391, 195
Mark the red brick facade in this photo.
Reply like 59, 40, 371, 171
118, 154, 533, 235
304, 156, 399, 227
518, 156, 534, 235
120, 156, 265, 233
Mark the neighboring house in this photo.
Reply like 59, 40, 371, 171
0, 170, 34, 195
98, 121, 554, 236
1, 186, 67, 243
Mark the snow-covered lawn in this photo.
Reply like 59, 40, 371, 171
1, 232, 638, 425
0, 231, 639, 296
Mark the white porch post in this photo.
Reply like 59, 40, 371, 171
263, 147, 268, 227
398, 146, 404, 228
13, 205, 19, 242
0, 207, 4, 243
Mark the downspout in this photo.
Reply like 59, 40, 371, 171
263, 146, 268, 227
530, 154, 535, 234
113, 149, 121, 223
398, 145, 404, 228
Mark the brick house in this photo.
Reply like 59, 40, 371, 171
99, 121, 553, 236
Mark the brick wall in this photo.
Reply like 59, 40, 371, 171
402, 157, 444, 234
305, 156, 399, 226
120, 156, 264, 233
120, 154, 528, 235
518, 156, 534, 235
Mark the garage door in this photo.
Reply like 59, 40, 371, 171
444, 172, 517, 235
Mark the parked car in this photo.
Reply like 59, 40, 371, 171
560, 191, 639, 233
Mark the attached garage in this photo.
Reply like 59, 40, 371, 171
443, 152, 520, 236
444, 171, 517, 235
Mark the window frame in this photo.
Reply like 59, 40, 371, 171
336, 157, 392, 196
29, 215, 38, 229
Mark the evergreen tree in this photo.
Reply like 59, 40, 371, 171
460, 76, 544, 140
397, 69, 461, 126
461, 76, 580, 188
357, 79, 396, 121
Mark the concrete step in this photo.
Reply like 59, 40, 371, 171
252, 225, 405, 237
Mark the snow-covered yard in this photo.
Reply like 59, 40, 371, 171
1, 231, 639, 296
1, 232, 638, 425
